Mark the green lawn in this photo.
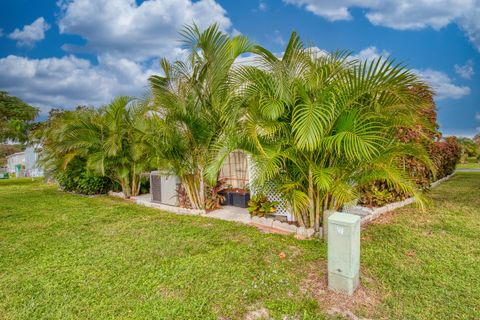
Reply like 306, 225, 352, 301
0, 174, 479, 319
361, 172, 480, 319
457, 162, 480, 169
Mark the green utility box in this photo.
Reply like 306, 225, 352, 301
328, 212, 360, 295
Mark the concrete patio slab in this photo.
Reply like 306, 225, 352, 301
201, 206, 251, 223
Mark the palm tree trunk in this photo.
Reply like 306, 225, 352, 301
322, 208, 330, 241
136, 178, 142, 197
182, 175, 201, 209
299, 211, 307, 228
122, 177, 131, 199
131, 165, 137, 197
120, 180, 125, 196
308, 165, 315, 229
314, 193, 321, 232
198, 164, 205, 210
182, 176, 192, 208
322, 195, 333, 240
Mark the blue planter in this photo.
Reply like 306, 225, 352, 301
231, 192, 250, 208
220, 191, 250, 208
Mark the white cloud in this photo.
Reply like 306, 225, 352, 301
8, 17, 50, 47
259, 1, 268, 11
0, 0, 234, 115
350, 46, 390, 61
283, 0, 355, 21
349, 46, 470, 100
415, 69, 470, 100
57, 0, 232, 61
242, 44, 469, 101
475, 112, 480, 121
0, 55, 161, 113
458, 6, 480, 53
268, 30, 286, 46
283, 0, 480, 52
454, 60, 474, 80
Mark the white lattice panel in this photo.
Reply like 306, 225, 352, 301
247, 156, 293, 220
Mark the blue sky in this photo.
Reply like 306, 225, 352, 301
0, 0, 479, 137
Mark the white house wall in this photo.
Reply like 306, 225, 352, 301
6, 147, 44, 177
25, 146, 44, 177
6, 152, 25, 174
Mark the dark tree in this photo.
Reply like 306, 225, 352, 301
0, 91, 39, 143
0, 144, 23, 166
474, 133, 480, 147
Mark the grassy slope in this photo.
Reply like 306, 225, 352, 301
0, 179, 325, 320
0, 174, 479, 319
457, 162, 480, 169
362, 172, 480, 319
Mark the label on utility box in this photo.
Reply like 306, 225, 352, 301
336, 226, 345, 235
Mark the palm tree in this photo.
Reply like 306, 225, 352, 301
148, 24, 255, 209
42, 96, 153, 198
36, 108, 78, 177
208, 33, 434, 234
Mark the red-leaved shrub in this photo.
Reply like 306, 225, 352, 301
358, 88, 461, 207
430, 137, 461, 179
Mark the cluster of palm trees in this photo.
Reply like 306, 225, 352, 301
39, 24, 436, 233
39, 98, 156, 198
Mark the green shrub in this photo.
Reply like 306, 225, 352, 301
75, 171, 112, 195
139, 176, 150, 195
359, 183, 409, 208
247, 193, 278, 217
55, 158, 113, 195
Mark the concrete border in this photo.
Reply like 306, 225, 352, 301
108, 191, 125, 199
108, 191, 317, 238
430, 172, 456, 188
136, 198, 206, 215
249, 215, 317, 238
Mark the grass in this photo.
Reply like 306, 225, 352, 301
361, 172, 480, 319
456, 162, 480, 169
457, 156, 480, 169
0, 179, 325, 319
0, 174, 479, 319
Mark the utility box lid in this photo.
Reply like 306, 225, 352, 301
328, 212, 360, 226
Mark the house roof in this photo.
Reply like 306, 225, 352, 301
6, 151, 25, 159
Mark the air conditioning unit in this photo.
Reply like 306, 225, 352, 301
150, 171, 180, 206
